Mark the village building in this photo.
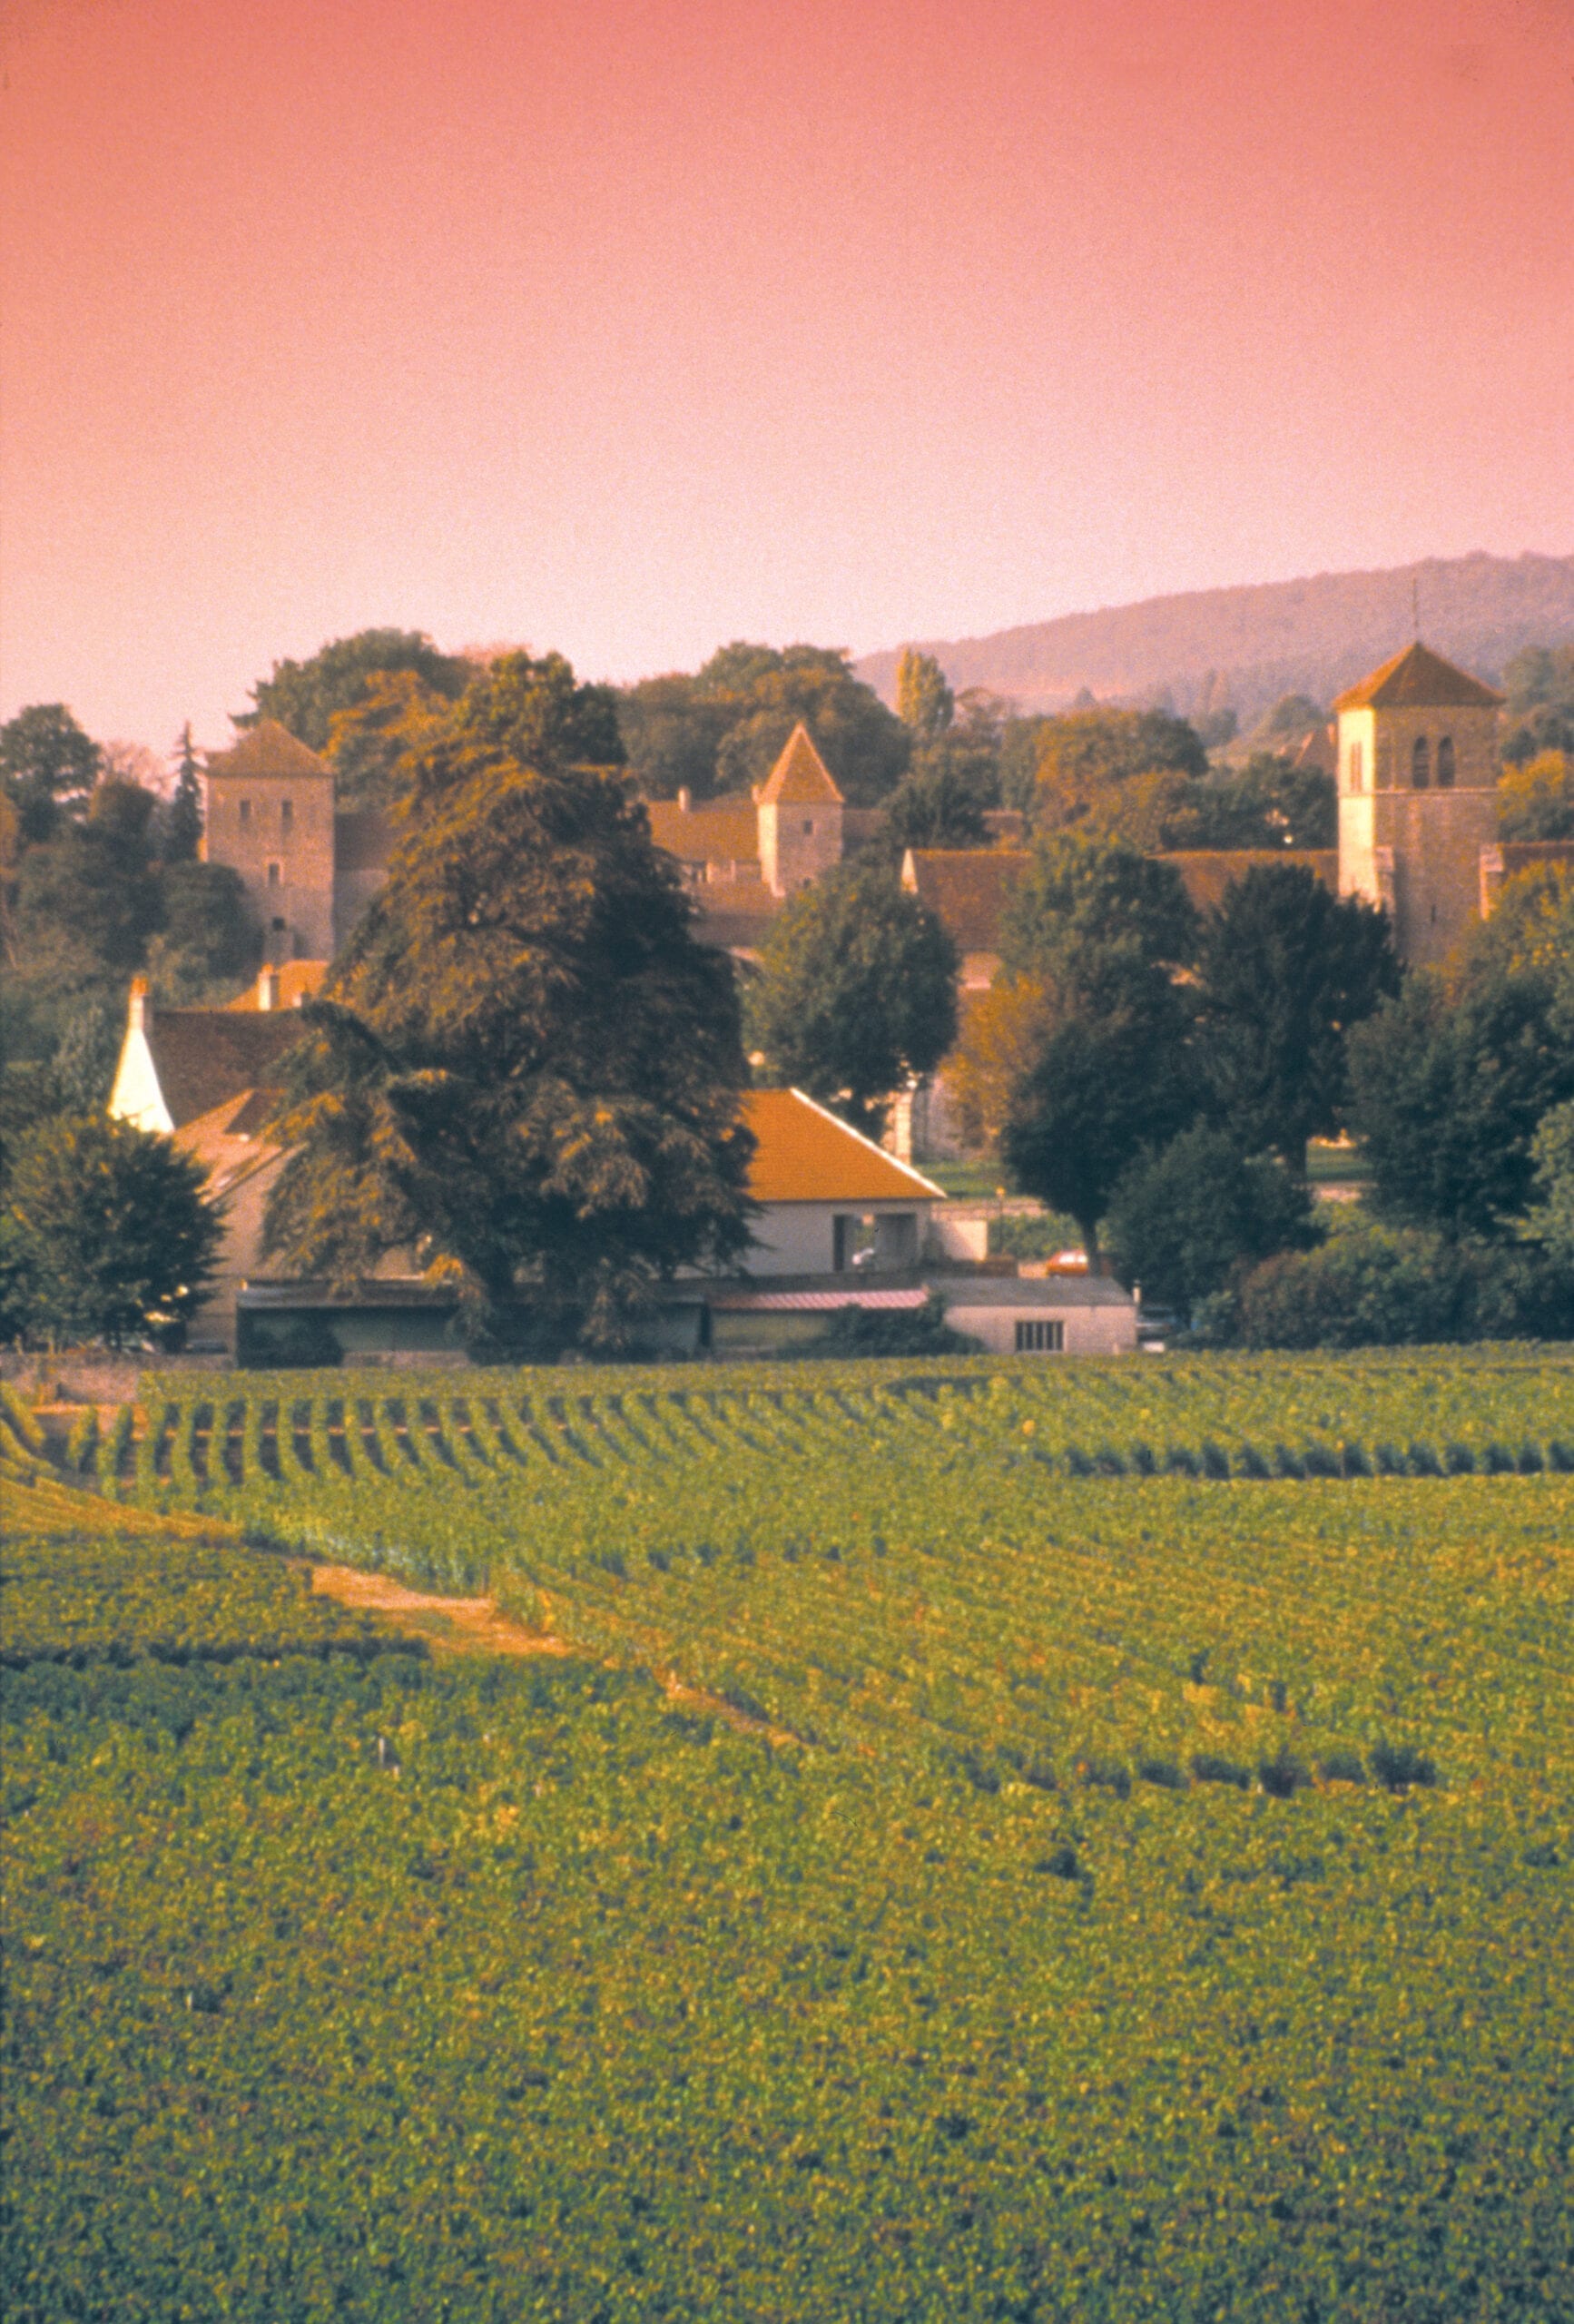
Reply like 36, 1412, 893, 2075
202, 719, 391, 963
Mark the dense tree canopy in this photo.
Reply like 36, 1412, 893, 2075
263, 657, 751, 1351
1498, 751, 1574, 842
747, 862, 958, 1140
2, 1113, 221, 1348
617, 645, 910, 807
1104, 1125, 1317, 1315
1, 704, 101, 845
241, 629, 470, 755
1348, 878, 1574, 1241
999, 830, 1199, 990
1194, 864, 1399, 1167
1025, 707, 1209, 832
894, 648, 954, 740
1500, 644, 1574, 765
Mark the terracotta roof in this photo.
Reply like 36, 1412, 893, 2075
172, 1088, 282, 1198
207, 718, 331, 780
1156, 850, 1339, 913
902, 850, 1027, 951
647, 798, 760, 863
743, 1088, 944, 1204
146, 1007, 302, 1129
756, 724, 843, 805
1334, 644, 1505, 714
228, 961, 329, 1010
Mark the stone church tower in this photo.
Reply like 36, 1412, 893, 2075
202, 720, 338, 962
753, 724, 844, 895
1334, 643, 1504, 968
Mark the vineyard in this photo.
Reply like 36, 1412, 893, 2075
4, 1353, 1573, 2319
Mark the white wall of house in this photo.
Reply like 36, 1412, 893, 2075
940, 1297, 1137, 1356
746, 1201, 934, 1275
107, 994, 172, 1134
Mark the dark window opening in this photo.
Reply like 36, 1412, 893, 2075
1412, 736, 1431, 789
238, 798, 251, 823
280, 798, 293, 829
266, 861, 281, 888
1015, 1319, 1065, 1353
1436, 736, 1455, 788
271, 916, 286, 931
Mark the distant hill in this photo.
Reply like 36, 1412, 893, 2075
857, 551, 1574, 731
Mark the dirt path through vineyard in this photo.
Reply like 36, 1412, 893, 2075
308, 1561, 806, 1747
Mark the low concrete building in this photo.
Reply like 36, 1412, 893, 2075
938, 1273, 1137, 1357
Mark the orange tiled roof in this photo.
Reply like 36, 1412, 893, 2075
756, 724, 843, 805
1157, 850, 1339, 913
903, 850, 1028, 951
1334, 644, 1504, 714
647, 798, 760, 863
145, 1008, 303, 1129
743, 1088, 943, 1204
228, 961, 329, 1010
206, 719, 331, 780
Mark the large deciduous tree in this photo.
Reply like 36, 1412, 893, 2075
1026, 706, 1208, 832
262, 655, 751, 1351
894, 647, 954, 740
1103, 1125, 1317, 1316
747, 862, 959, 1140
1194, 863, 1399, 1169
1, 704, 101, 845
617, 644, 911, 807
4, 1115, 221, 1348
241, 629, 470, 755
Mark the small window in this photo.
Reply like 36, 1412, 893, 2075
1015, 1319, 1065, 1354
238, 798, 251, 824
1412, 736, 1431, 789
266, 861, 281, 888
1436, 736, 1455, 788
803, 819, 814, 834
280, 797, 293, 830
1348, 741, 1362, 791
271, 915, 286, 932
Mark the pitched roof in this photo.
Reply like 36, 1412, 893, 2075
206, 719, 331, 780
756, 724, 843, 806
1334, 643, 1505, 713
743, 1088, 944, 1204
902, 850, 1027, 952
172, 1088, 284, 1198
647, 798, 761, 863
146, 1008, 302, 1129
1156, 849, 1339, 913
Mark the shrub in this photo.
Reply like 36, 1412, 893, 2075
1105, 1126, 1318, 1317
1192, 1753, 1251, 1789
1370, 1741, 1438, 1791
1216, 1215, 1574, 1350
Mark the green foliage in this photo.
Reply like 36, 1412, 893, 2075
807, 1291, 979, 1357
3, 1114, 221, 1349
7, 1359, 1572, 2315
1526, 1098, 1574, 1260
1250, 692, 1326, 746
894, 645, 954, 738
1028, 705, 1208, 830
1105, 1128, 1318, 1314
619, 644, 910, 807
1195, 864, 1400, 1167
999, 831, 1198, 985
1498, 749, 1574, 841
241, 628, 469, 753
1500, 641, 1574, 764
0, 704, 100, 845
747, 862, 959, 1138
1166, 753, 1337, 850
263, 657, 751, 1349
162, 724, 203, 861
1349, 931, 1574, 1241
1210, 1214, 1574, 1349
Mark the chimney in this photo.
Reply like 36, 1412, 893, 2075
677, 786, 692, 812
128, 975, 150, 1036
258, 964, 279, 1010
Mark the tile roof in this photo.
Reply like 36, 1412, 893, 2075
206, 718, 331, 780
940, 1275, 1135, 1309
172, 1089, 283, 1197
902, 850, 1028, 951
708, 1285, 930, 1312
227, 960, 329, 1010
743, 1088, 945, 1204
1156, 850, 1339, 912
756, 724, 843, 805
647, 798, 761, 863
146, 1008, 303, 1129
1333, 643, 1505, 713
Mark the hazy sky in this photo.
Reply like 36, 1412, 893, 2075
3, 0, 1571, 753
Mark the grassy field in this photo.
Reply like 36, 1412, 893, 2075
4, 1354, 1572, 2319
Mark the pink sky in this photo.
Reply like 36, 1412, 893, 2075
3, 0, 1571, 754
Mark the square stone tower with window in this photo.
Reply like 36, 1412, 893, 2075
202, 719, 338, 961
1335, 643, 1504, 968
753, 724, 845, 895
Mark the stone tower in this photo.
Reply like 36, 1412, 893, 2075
1334, 643, 1504, 968
202, 719, 337, 962
753, 724, 844, 896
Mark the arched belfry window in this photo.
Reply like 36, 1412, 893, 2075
1412, 736, 1431, 790
1436, 736, 1455, 788
1348, 742, 1363, 792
